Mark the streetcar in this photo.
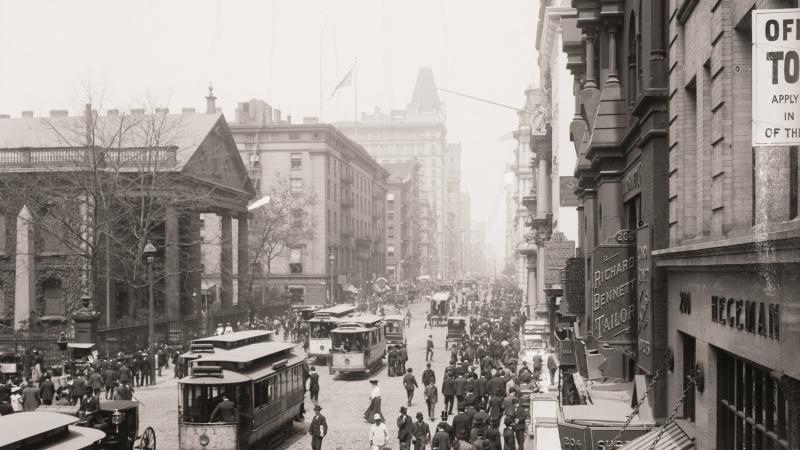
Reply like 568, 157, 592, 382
330, 315, 386, 375
307, 304, 357, 364
176, 330, 274, 377
382, 314, 406, 345
178, 340, 305, 450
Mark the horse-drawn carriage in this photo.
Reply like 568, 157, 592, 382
429, 293, 450, 327
36, 400, 156, 450
445, 317, 468, 349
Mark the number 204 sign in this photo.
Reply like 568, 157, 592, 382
752, 8, 800, 146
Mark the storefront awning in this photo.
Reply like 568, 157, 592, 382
619, 421, 695, 449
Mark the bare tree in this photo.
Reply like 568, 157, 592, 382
247, 172, 317, 304
0, 92, 222, 325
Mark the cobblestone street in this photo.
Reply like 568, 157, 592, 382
131, 297, 540, 449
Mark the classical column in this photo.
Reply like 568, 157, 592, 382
165, 206, 180, 320
237, 212, 250, 309
526, 253, 537, 317
220, 212, 233, 311
188, 212, 202, 316
14, 206, 35, 331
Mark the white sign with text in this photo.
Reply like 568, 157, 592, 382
752, 8, 800, 147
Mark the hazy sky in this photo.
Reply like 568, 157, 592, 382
0, 0, 541, 263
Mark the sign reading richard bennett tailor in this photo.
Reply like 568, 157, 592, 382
752, 8, 800, 147
591, 244, 637, 344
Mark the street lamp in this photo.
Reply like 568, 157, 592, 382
143, 240, 157, 385
328, 252, 336, 305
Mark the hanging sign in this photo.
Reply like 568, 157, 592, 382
752, 8, 800, 146
636, 225, 654, 373
591, 243, 637, 345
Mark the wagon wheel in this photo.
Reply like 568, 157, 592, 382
137, 426, 156, 450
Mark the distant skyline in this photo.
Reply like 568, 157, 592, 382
0, 0, 542, 263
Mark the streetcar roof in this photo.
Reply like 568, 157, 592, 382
192, 342, 295, 364
66, 343, 95, 349
315, 304, 357, 315
179, 368, 251, 385
307, 315, 350, 324
347, 314, 383, 324
0, 411, 105, 449
448, 316, 468, 321
432, 293, 450, 301
242, 353, 306, 381
331, 326, 371, 334
383, 314, 404, 322
193, 330, 273, 345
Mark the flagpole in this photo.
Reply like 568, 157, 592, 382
319, 31, 323, 122
354, 57, 358, 130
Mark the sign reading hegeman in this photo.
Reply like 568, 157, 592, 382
591, 244, 637, 345
752, 8, 800, 146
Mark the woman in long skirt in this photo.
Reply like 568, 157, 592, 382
363, 379, 384, 423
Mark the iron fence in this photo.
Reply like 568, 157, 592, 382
0, 310, 250, 369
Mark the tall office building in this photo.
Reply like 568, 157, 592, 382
338, 68, 458, 280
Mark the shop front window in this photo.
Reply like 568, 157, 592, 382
717, 348, 799, 450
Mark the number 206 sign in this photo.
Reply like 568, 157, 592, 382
752, 8, 800, 147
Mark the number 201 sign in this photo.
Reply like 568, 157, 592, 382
752, 8, 800, 147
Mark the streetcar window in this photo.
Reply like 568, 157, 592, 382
254, 379, 265, 406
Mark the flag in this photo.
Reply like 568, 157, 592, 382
329, 66, 353, 98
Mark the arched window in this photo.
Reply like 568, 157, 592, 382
42, 279, 65, 316
628, 12, 638, 104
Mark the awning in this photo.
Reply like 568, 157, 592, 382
619, 421, 695, 449
343, 284, 359, 294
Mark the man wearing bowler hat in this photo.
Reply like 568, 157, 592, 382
309, 404, 327, 450
397, 406, 413, 450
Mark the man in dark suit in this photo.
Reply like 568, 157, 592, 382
442, 372, 455, 415
308, 366, 320, 405
402, 368, 418, 406
39, 376, 55, 405
411, 412, 430, 450
452, 405, 472, 443
511, 397, 527, 449
422, 362, 436, 387
431, 424, 451, 450
397, 406, 413, 450
209, 395, 236, 422
454, 372, 467, 410
309, 404, 328, 450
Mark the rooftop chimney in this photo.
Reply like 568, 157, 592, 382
155, 108, 169, 115
49, 110, 68, 118
131, 108, 145, 116
302, 117, 319, 124
182, 107, 196, 115
21, 111, 34, 118
205, 82, 217, 114
107, 109, 119, 116
0, 114, 10, 119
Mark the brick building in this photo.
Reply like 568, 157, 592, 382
652, 1, 800, 448
228, 99, 388, 306
382, 160, 421, 283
